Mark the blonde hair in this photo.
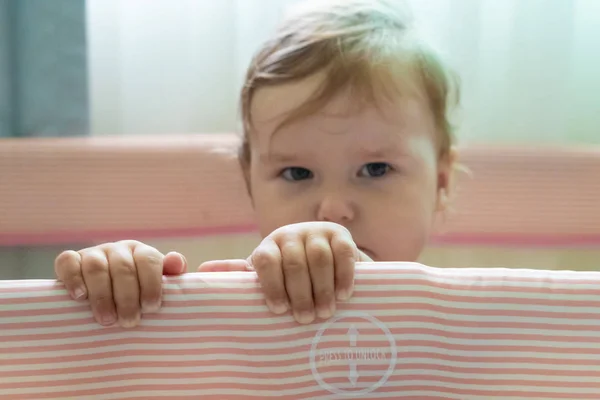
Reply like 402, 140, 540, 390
239, 0, 460, 169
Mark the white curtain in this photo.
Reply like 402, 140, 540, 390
87, 0, 600, 145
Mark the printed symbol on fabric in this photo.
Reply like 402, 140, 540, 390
309, 312, 397, 396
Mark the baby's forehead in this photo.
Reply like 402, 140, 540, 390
251, 84, 434, 145
253, 109, 435, 170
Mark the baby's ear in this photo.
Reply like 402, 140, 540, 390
436, 146, 458, 213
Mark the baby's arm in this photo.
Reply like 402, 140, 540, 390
54, 240, 187, 327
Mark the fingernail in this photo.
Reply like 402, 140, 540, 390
266, 299, 289, 315
317, 301, 336, 320
336, 287, 353, 301
71, 287, 86, 300
119, 314, 140, 329
179, 254, 187, 272
294, 310, 315, 325
142, 299, 162, 313
99, 312, 117, 326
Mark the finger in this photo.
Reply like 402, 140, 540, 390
330, 232, 358, 301
280, 237, 315, 324
132, 244, 165, 314
198, 259, 251, 272
250, 238, 288, 315
163, 252, 187, 275
80, 248, 117, 326
358, 249, 373, 262
305, 234, 336, 320
106, 244, 141, 328
54, 250, 87, 301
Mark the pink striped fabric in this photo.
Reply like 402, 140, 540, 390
2, 263, 600, 399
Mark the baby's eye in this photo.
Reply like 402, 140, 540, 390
281, 167, 313, 181
359, 162, 392, 178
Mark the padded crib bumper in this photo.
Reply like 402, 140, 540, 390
1, 263, 600, 399
1, 134, 599, 247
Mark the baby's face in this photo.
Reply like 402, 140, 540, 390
246, 75, 453, 262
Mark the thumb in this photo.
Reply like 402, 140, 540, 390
357, 249, 373, 262
197, 259, 253, 272
162, 252, 187, 275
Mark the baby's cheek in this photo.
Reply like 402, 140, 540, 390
373, 210, 432, 262
381, 231, 428, 262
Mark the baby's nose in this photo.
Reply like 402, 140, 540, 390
316, 194, 355, 224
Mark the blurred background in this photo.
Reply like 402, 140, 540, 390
1, 0, 599, 279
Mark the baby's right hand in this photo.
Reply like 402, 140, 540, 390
54, 240, 187, 328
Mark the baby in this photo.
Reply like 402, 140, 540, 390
55, 0, 458, 328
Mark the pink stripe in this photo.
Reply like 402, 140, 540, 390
3, 340, 599, 368
161, 290, 600, 309
165, 270, 600, 285
430, 232, 600, 248
3, 379, 599, 400
3, 353, 599, 376
3, 324, 600, 355
117, 397, 447, 400
3, 356, 598, 379
0, 305, 88, 318
3, 368, 600, 391
3, 308, 600, 342
3, 283, 599, 307
5, 275, 600, 304
2, 365, 387, 389
4, 267, 600, 293
1, 327, 596, 357
3, 296, 600, 330
0, 225, 258, 247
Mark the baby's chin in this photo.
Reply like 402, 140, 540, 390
360, 242, 425, 263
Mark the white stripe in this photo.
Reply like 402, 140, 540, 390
0, 301, 82, 311
3, 318, 600, 344
2, 375, 600, 396
3, 349, 599, 374
3, 317, 600, 344
312, 392, 563, 400
0, 312, 94, 323
370, 263, 600, 280
3, 367, 599, 386
0, 290, 69, 299
1, 368, 387, 384
159, 288, 600, 302
4, 294, 600, 318
3, 316, 599, 349
5, 280, 600, 304
3, 319, 600, 346
3, 358, 600, 382
7, 271, 600, 296
2, 265, 600, 289
0, 310, 600, 342
4, 284, 600, 304
4, 336, 600, 362
2, 358, 386, 374
0, 280, 59, 288
153, 273, 600, 290
3, 347, 600, 371
19, 389, 559, 400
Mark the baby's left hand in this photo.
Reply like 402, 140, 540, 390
199, 222, 372, 324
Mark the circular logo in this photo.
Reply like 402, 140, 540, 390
309, 311, 397, 396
